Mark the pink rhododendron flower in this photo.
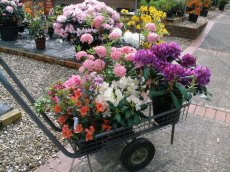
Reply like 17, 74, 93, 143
126, 53, 135, 61
63, 75, 81, 88
94, 46, 107, 58
87, 55, 95, 60
75, 51, 88, 61
113, 64, 126, 77
83, 59, 95, 71
108, 31, 121, 41
145, 23, 156, 32
80, 33, 93, 44
78, 66, 85, 73
111, 50, 122, 60
65, 24, 75, 33
93, 16, 105, 29
147, 33, 159, 43
118, 46, 137, 54
5, 6, 14, 13
94, 59, 105, 71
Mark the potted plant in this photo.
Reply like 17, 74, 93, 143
171, 0, 186, 17
219, 0, 228, 11
29, 17, 46, 50
151, 0, 176, 18
186, 0, 202, 23
200, 0, 211, 17
0, 0, 24, 41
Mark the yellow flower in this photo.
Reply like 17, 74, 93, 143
121, 9, 129, 14
136, 24, 141, 30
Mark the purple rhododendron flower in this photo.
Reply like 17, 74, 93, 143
151, 42, 182, 62
134, 49, 157, 66
94, 75, 104, 86
181, 54, 196, 67
194, 66, 211, 86
163, 64, 186, 81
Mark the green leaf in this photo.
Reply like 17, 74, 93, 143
119, 119, 126, 126
170, 91, 181, 109
112, 122, 118, 129
149, 87, 166, 98
176, 82, 189, 100
143, 67, 150, 80
140, 104, 148, 111
127, 119, 133, 127
125, 110, 132, 119
134, 114, 141, 124
107, 101, 115, 110
115, 113, 121, 122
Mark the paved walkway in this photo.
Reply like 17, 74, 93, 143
35, 9, 230, 172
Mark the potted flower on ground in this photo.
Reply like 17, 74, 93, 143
29, 17, 46, 50
186, 0, 202, 23
219, 0, 228, 11
200, 0, 211, 17
0, 0, 24, 41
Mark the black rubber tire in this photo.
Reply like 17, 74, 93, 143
121, 138, 155, 171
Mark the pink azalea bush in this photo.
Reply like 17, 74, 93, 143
53, 0, 122, 48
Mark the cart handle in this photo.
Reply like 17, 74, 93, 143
0, 67, 82, 158
0, 57, 61, 132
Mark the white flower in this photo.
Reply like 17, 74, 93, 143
112, 28, 122, 36
57, 15, 67, 23
98, 82, 110, 94
115, 88, 124, 103
123, 31, 145, 48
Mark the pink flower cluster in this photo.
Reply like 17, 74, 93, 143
82, 59, 105, 72
110, 46, 137, 61
144, 23, 159, 43
94, 46, 107, 58
63, 75, 82, 88
53, 0, 121, 40
145, 23, 156, 32
80, 33, 93, 44
113, 64, 127, 77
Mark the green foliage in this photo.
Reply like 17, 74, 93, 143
29, 17, 46, 39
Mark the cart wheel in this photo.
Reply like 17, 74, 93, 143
121, 138, 155, 171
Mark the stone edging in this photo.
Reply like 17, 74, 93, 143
0, 46, 81, 69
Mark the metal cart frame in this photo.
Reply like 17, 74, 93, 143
0, 56, 190, 171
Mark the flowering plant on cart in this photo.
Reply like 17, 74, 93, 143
134, 42, 211, 110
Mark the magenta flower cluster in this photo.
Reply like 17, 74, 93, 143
134, 42, 211, 86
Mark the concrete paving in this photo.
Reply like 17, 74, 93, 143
192, 10, 230, 110
71, 115, 230, 172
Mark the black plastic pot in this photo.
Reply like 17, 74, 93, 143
200, 9, 208, 17
188, 13, 199, 23
35, 38, 46, 50
48, 26, 54, 39
166, 11, 174, 18
18, 25, 25, 33
219, 4, 225, 11
1, 25, 18, 41
152, 98, 180, 126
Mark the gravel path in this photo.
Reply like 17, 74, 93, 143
0, 53, 77, 172
163, 36, 192, 51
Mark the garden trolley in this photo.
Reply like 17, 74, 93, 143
0, 56, 190, 171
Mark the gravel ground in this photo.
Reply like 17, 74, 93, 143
0, 53, 77, 172
163, 36, 192, 51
